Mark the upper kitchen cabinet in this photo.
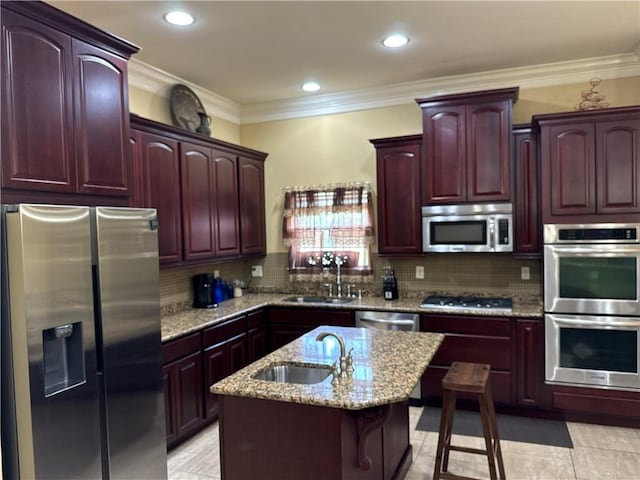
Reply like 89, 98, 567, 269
1, 1, 138, 202
130, 117, 183, 266
512, 124, 540, 256
238, 156, 267, 256
534, 106, 640, 224
130, 115, 268, 266
370, 134, 422, 255
416, 87, 519, 205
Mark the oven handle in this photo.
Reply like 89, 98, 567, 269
553, 316, 640, 328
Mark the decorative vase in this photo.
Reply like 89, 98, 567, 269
196, 111, 212, 135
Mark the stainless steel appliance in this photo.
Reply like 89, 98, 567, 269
422, 203, 513, 253
420, 295, 513, 312
355, 311, 421, 402
1, 204, 167, 479
544, 223, 640, 390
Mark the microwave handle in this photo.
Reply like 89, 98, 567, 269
489, 220, 495, 249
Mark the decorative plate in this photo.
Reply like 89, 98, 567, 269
170, 84, 206, 132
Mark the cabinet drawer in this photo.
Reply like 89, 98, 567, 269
431, 334, 511, 370
269, 307, 354, 327
204, 315, 247, 347
247, 309, 266, 329
422, 314, 511, 336
552, 391, 640, 418
162, 332, 201, 364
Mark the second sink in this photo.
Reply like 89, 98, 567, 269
252, 362, 332, 384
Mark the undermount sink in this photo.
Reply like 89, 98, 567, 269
282, 295, 354, 305
252, 362, 332, 384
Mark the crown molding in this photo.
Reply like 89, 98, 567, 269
128, 53, 639, 125
127, 59, 241, 124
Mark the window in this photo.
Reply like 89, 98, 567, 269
282, 183, 375, 279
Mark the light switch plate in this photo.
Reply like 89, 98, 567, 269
251, 265, 263, 277
521, 266, 530, 280
416, 266, 425, 279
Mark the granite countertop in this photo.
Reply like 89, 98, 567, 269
210, 325, 444, 410
161, 293, 543, 342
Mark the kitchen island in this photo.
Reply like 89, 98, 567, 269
211, 325, 444, 480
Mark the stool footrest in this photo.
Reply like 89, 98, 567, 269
439, 472, 486, 480
448, 445, 489, 456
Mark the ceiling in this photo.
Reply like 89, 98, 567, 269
48, 1, 640, 109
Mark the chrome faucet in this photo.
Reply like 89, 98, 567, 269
335, 255, 346, 297
316, 331, 348, 376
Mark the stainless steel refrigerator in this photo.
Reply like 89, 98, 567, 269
1, 204, 167, 479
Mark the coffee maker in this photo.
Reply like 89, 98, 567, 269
192, 273, 217, 308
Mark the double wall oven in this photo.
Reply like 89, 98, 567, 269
544, 223, 640, 391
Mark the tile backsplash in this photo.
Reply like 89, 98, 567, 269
160, 252, 541, 309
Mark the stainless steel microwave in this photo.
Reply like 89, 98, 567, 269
421, 203, 513, 253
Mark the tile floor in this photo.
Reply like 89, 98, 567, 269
167, 406, 640, 480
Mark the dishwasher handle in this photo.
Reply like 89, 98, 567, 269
357, 315, 417, 330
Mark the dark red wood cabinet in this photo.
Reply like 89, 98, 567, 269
129, 115, 267, 267
238, 156, 267, 256
129, 124, 182, 265
268, 307, 355, 351
1, 2, 137, 201
370, 134, 422, 254
512, 124, 540, 256
535, 106, 640, 223
247, 309, 268, 363
203, 315, 247, 420
515, 318, 547, 408
162, 332, 205, 448
416, 88, 518, 205
421, 314, 513, 405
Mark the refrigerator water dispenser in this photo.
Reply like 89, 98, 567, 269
42, 322, 85, 396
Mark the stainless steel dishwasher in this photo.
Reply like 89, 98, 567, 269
355, 310, 421, 402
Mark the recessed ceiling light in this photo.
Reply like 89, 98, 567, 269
382, 34, 409, 48
164, 11, 195, 26
302, 81, 320, 92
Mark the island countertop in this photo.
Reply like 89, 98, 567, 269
210, 325, 444, 410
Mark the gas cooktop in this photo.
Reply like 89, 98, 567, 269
420, 295, 513, 312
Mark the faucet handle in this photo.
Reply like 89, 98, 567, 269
346, 348, 355, 375
346, 284, 357, 298
324, 283, 333, 297
330, 361, 341, 385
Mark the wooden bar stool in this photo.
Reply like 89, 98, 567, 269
432, 362, 506, 480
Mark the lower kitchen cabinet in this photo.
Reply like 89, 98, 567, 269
421, 314, 513, 405
247, 309, 268, 363
268, 307, 355, 351
162, 332, 205, 448
516, 318, 549, 408
203, 315, 248, 420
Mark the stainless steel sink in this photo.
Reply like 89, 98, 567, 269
282, 295, 354, 305
252, 362, 332, 384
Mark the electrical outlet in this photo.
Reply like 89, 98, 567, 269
415, 266, 425, 279
521, 266, 530, 280
214, 270, 220, 278
251, 265, 263, 277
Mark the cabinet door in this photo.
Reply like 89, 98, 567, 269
1, 10, 75, 192
596, 119, 640, 214
513, 128, 540, 255
238, 157, 267, 255
139, 132, 182, 265
516, 319, 545, 408
181, 143, 216, 261
72, 39, 130, 196
376, 140, 422, 254
270, 324, 315, 351
248, 327, 268, 363
422, 105, 466, 204
466, 101, 511, 201
547, 123, 596, 216
204, 344, 226, 419
212, 149, 240, 256
162, 365, 177, 445
173, 351, 205, 438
